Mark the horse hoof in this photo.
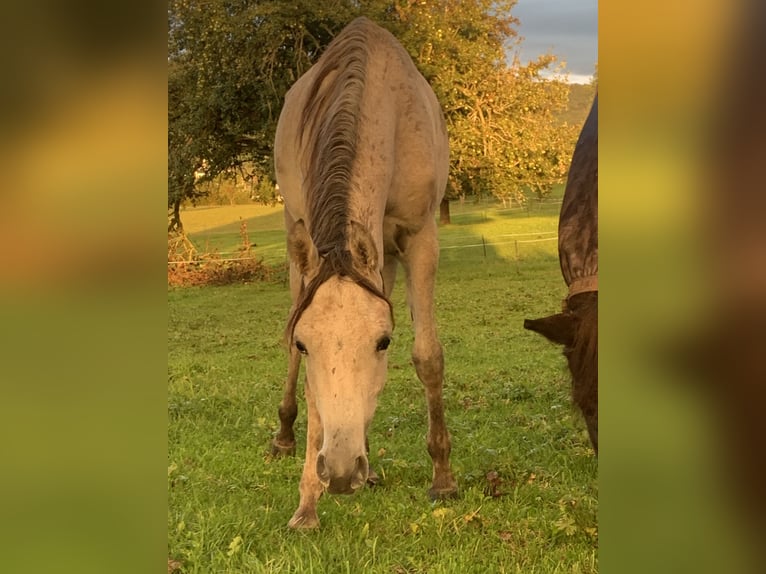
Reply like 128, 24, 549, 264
270, 440, 296, 457
428, 485, 459, 501
366, 468, 380, 487
288, 509, 319, 529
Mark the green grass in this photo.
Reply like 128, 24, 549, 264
169, 200, 597, 573
181, 204, 287, 264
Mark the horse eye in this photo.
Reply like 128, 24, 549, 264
376, 336, 391, 352
295, 340, 308, 355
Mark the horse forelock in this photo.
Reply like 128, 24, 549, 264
285, 251, 394, 344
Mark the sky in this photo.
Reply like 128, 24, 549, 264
510, 0, 598, 84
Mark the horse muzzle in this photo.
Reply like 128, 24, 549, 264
316, 452, 368, 494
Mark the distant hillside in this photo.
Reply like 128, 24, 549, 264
557, 83, 596, 128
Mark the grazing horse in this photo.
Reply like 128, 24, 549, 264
272, 17, 458, 529
524, 94, 598, 453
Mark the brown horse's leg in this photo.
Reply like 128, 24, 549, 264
402, 221, 458, 500
272, 344, 300, 456
288, 377, 323, 529
272, 245, 303, 456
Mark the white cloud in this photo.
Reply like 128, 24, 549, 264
540, 71, 594, 85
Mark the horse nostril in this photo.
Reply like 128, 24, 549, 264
316, 453, 330, 486
350, 455, 369, 490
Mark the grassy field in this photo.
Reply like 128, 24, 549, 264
168, 197, 598, 573
180, 189, 565, 266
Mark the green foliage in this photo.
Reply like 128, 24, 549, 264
391, 1, 575, 204
556, 83, 597, 128
194, 169, 281, 207
168, 0, 367, 210
168, 203, 597, 572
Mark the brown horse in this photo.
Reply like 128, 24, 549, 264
524, 94, 598, 453
272, 17, 457, 529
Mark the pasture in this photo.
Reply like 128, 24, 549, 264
168, 197, 598, 573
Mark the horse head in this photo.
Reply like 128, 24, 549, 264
287, 219, 393, 494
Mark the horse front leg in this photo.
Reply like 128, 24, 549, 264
272, 257, 302, 456
288, 377, 323, 528
403, 222, 458, 500
272, 344, 300, 456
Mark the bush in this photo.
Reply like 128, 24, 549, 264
167, 223, 281, 287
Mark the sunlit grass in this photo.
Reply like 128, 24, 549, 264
168, 197, 597, 573
181, 203, 284, 234
180, 197, 562, 266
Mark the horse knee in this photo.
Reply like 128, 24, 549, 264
412, 344, 444, 385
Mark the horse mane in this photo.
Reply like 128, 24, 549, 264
299, 17, 371, 255
286, 18, 393, 342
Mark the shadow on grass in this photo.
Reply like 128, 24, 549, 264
184, 207, 288, 265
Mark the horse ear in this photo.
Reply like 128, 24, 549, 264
348, 220, 378, 273
287, 219, 319, 275
524, 314, 575, 347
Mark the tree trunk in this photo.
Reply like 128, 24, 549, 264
168, 198, 184, 233
439, 197, 451, 225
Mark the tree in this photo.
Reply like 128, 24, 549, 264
385, 0, 574, 219
390, 0, 517, 222
168, 59, 208, 231
486, 62, 578, 204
